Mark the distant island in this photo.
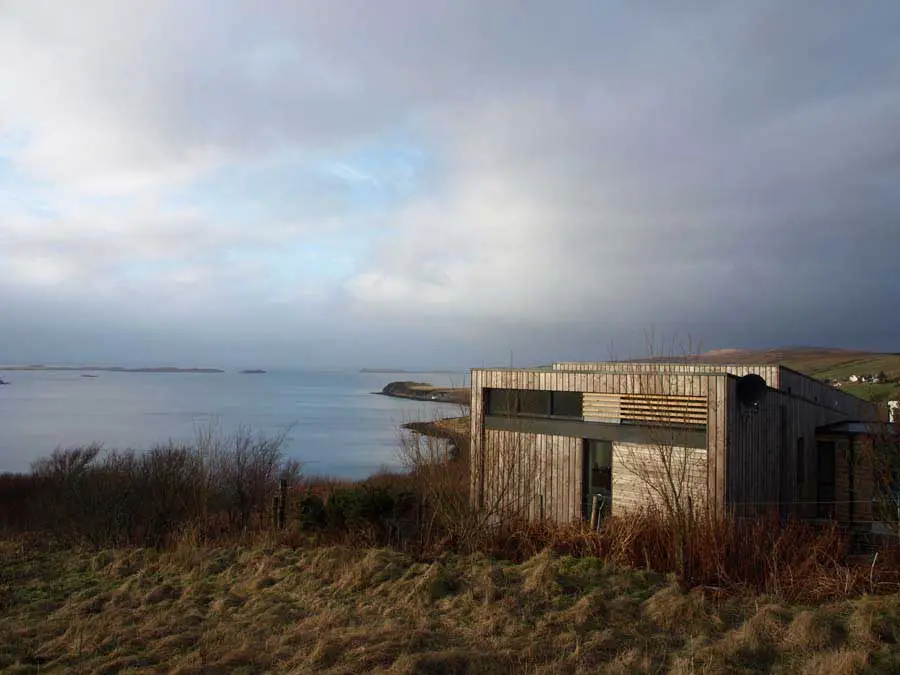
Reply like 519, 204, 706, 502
0, 365, 224, 374
376, 381, 470, 406
239, 369, 266, 374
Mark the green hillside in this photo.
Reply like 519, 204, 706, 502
697, 347, 900, 403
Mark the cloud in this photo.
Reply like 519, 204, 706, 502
338, 2, 900, 342
1, 0, 899, 367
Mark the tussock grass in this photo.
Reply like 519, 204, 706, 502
8, 431, 900, 605
6, 433, 900, 671
4, 541, 900, 674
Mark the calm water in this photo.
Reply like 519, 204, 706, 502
0, 370, 469, 478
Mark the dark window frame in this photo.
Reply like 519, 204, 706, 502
484, 388, 582, 420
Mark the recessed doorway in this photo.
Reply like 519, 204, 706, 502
583, 439, 612, 520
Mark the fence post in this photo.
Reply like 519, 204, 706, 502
276, 478, 288, 529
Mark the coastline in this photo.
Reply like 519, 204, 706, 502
375, 381, 470, 406
402, 416, 470, 443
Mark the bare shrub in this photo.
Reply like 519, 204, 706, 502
126, 444, 206, 546
6, 426, 298, 547
28, 445, 106, 544
398, 429, 472, 551
19, 444, 209, 546
0, 472, 42, 532
398, 418, 542, 554
210, 426, 293, 529
473, 507, 899, 602
30, 444, 103, 479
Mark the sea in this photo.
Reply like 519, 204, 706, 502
0, 369, 469, 478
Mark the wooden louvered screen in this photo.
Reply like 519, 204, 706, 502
583, 393, 622, 423
584, 393, 707, 426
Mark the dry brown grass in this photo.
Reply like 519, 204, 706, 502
9, 437, 900, 610
4, 540, 900, 674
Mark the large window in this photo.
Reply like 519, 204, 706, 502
552, 391, 583, 418
519, 390, 551, 416
485, 389, 516, 415
484, 388, 582, 419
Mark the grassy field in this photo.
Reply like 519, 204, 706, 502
840, 383, 900, 404
687, 347, 900, 402
3, 539, 900, 674
766, 349, 900, 403
785, 354, 900, 381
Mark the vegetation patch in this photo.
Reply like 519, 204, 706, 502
4, 542, 900, 673
4, 426, 900, 671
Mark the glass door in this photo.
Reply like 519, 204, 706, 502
583, 439, 612, 520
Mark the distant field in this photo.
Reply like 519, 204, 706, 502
768, 351, 900, 402
785, 356, 900, 380
840, 382, 900, 403
695, 347, 900, 402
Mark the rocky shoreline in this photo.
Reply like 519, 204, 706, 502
402, 416, 470, 443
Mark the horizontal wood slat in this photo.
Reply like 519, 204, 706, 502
584, 393, 707, 425
622, 394, 708, 403
622, 413, 708, 424
584, 393, 622, 423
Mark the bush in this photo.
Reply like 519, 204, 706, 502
2, 428, 299, 547
0, 473, 42, 532
297, 493, 326, 529
296, 485, 418, 545
475, 508, 900, 602
10, 425, 900, 603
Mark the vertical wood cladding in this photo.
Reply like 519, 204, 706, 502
611, 442, 708, 515
478, 429, 581, 524
725, 387, 876, 519
852, 436, 875, 524
471, 363, 881, 524
471, 368, 715, 518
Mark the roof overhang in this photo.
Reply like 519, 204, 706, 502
816, 421, 895, 436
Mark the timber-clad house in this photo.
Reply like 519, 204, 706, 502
469, 362, 887, 528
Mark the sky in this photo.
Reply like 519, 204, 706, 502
1, 1, 899, 369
